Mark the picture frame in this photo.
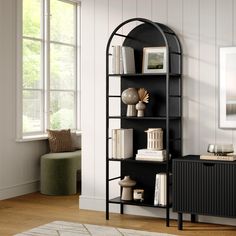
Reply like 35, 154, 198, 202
142, 47, 167, 73
219, 46, 236, 128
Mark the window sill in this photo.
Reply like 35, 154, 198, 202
16, 130, 82, 142
16, 134, 48, 142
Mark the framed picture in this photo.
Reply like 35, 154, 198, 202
142, 47, 167, 73
219, 46, 236, 128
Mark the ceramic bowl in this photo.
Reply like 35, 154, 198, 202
207, 144, 234, 155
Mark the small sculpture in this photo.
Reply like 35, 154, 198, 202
135, 88, 149, 117
145, 128, 163, 150
121, 88, 139, 116
118, 176, 136, 201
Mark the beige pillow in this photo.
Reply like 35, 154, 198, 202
47, 129, 73, 153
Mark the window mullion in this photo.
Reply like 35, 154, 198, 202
44, 0, 50, 131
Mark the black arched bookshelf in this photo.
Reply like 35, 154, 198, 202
105, 18, 182, 226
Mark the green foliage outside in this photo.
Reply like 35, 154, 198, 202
22, 0, 77, 132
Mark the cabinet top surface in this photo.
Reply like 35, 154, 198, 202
174, 155, 236, 164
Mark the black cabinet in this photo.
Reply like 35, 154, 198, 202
173, 155, 236, 229
106, 18, 182, 226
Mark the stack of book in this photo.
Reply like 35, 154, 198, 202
154, 173, 171, 206
135, 149, 167, 162
111, 128, 133, 159
200, 153, 236, 161
112, 46, 135, 74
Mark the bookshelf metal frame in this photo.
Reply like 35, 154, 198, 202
105, 18, 182, 226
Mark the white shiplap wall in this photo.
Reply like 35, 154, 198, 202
80, 0, 236, 225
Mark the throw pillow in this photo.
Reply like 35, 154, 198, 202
71, 132, 81, 150
47, 129, 73, 153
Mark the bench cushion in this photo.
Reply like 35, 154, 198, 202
40, 150, 81, 195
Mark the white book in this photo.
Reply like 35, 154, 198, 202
112, 46, 116, 74
115, 46, 121, 74
135, 154, 166, 162
116, 128, 133, 159
159, 173, 167, 206
137, 149, 166, 157
122, 46, 135, 74
119, 46, 124, 74
111, 129, 118, 158
154, 174, 160, 205
200, 153, 236, 161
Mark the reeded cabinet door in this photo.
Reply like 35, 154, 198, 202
173, 156, 236, 217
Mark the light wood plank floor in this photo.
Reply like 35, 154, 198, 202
0, 192, 235, 236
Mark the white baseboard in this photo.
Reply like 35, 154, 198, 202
79, 195, 236, 226
0, 180, 39, 200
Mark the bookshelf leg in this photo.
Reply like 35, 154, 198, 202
120, 203, 124, 214
166, 209, 170, 227
106, 202, 109, 220
178, 213, 183, 230
191, 214, 197, 223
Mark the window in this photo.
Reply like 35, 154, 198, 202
17, 0, 80, 140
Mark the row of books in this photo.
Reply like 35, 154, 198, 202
154, 173, 171, 206
112, 45, 135, 74
111, 128, 133, 159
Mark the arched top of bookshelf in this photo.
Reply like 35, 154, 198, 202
106, 18, 181, 56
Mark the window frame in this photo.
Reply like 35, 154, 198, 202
16, 0, 81, 141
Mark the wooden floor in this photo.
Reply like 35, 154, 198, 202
0, 192, 235, 236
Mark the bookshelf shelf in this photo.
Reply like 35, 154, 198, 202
106, 18, 182, 227
108, 158, 169, 165
109, 197, 169, 208
108, 73, 181, 77
108, 116, 181, 120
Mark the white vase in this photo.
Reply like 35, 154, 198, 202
136, 101, 146, 117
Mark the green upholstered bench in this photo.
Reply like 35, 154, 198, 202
40, 150, 81, 195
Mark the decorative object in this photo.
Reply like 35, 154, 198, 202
142, 47, 167, 73
47, 129, 73, 153
136, 88, 149, 117
15, 221, 176, 236
207, 143, 234, 155
121, 88, 139, 116
145, 128, 163, 150
219, 47, 236, 128
118, 176, 136, 201
133, 189, 144, 202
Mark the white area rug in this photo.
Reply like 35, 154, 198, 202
15, 220, 177, 236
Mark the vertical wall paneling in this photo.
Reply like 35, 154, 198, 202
215, 0, 233, 144
136, 0, 152, 19
182, 0, 200, 155
79, 0, 236, 226
151, 0, 168, 24
167, 0, 182, 35
199, 0, 216, 154
107, 0, 123, 198
122, 0, 137, 35
94, 0, 108, 198
80, 0, 96, 197
108, 0, 122, 95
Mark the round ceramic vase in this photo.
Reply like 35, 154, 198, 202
121, 88, 139, 117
